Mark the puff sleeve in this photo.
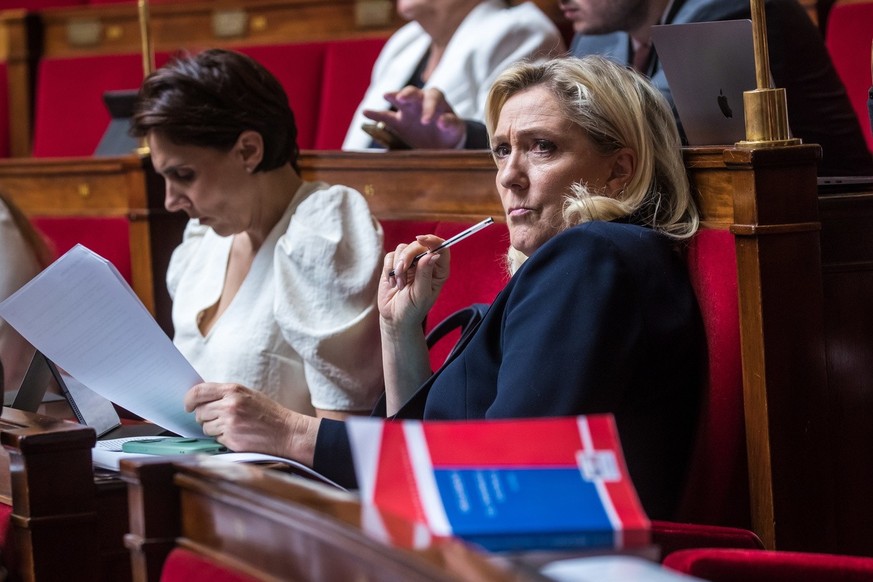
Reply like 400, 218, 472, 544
273, 184, 384, 411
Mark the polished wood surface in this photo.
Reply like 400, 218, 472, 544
121, 457, 535, 582
0, 408, 100, 581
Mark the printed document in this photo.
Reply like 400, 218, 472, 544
0, 244, 203, 436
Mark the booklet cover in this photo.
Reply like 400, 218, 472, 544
347, 415, 650, 553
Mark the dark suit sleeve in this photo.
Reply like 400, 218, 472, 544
484, 229, 643, 418
313, 418, 358, 489
463, 120, 490, 149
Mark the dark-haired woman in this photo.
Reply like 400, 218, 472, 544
132, 49, 384, 419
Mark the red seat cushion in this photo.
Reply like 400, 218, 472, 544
315, 37, 386, 149
680, 229, 749, 527
161, 547, 260, 582
664, 548, 873, 582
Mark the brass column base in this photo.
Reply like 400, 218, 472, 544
737, 88, 802, 148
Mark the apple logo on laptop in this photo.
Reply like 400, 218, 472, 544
717, 89, 733, 118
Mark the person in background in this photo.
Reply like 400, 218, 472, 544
405, 0, 873, 177
342, 0, 564, 150
560, 0, 873, 176
0, 194, 52, 392
131, 49, 384, 420
185, 56, 705, 520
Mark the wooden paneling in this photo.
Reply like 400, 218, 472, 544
37, 0, 402, 59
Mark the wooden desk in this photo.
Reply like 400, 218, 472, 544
0, 408, 131, 581
121, 456, 534, 582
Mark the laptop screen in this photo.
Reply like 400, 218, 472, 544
651, 20, 759, 146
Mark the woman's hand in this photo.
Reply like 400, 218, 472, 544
184, 382, 319, 465
363, 86, 467, 149
378, 234, 450, 332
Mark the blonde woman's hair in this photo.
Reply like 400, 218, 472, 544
485, 56, 698, 271
0, 193, 53, 268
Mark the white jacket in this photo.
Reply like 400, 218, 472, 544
343, 0, 565, 150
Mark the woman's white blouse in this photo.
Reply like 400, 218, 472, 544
167, 181, 384, 414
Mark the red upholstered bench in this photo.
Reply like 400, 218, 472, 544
678, 229, 749, 528
31, 53, 157, 157
663, 548, 873, 582
236, 42, 329, 150
315, 36, 387, 149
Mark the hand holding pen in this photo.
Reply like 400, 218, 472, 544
388, 217, 495, 278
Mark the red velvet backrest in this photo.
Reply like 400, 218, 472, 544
161, 547, 260, 582
825, 2, 873, 154
32, 52, 172, 157
380, 219, 509, 370
663, 548, 873, 582
236, 43, 328, 150
315, 37, 386, 149
679, 229, 749, 528
30, 216, 131, 283
0, 61, 9, 158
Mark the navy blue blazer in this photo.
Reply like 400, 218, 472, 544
315, 221, 704, 519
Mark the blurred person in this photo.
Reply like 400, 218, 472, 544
413, 0, 873, 176
561, 0, 873, 176
0, 194, 52, 392
343, 0, 565, 150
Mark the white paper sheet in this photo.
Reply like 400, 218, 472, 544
0, 245, 203, 436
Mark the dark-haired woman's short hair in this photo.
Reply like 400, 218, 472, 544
131, 49, 299, 172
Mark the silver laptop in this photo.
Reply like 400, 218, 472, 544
6, 351, 171, 439
651, 20, 760, 146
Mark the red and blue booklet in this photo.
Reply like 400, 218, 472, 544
347, 415, 650, 553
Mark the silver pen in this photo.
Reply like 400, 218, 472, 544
388, 217, 495, 277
